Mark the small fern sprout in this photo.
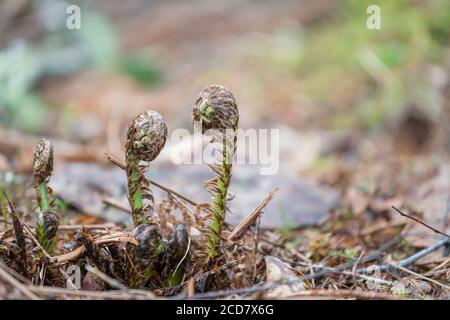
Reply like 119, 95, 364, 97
127, 223, 164, 288
33, 138, 59, 252
163, 224, 190, 286
125, 110, 168, 226
192, 85, 239, 262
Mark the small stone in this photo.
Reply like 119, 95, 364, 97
264, 256, 304, 298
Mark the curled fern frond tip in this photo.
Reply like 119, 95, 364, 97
37, 209, 60, 240
33, 138, 54, 183
126, 110, 168, 162
125, 110, 167, 226
129, 223, 162, 254
193, 84, 239, 133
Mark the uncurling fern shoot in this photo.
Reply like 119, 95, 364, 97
192, 84, 239, 263
33, 138, 59, 253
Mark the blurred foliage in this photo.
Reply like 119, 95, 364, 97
0, 42, 47, 132
121, 54, 162, 88
257, 0, 449, 132
78, 13, 119, 70
0, 0, 447, 134
0, 3, 160, 133
300, 0, 450, 131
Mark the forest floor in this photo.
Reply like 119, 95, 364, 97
0, 0, 449, 299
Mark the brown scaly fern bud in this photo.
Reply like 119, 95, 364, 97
127, 223, 163, 288
193, 84, 239, 133
162, 224, 190, 285
37, 209, 60, 240
33, 138, 53, 203
192, 85, 239, 263
125, 111, 168, 226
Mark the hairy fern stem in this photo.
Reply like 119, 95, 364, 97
192, 85, 239, 264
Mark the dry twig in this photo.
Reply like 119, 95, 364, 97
5, 194, 27, 274
385, 261, 449, 290
0, 261, 39, 300
356, 238, 449, 274
227, 188, 278, 241
184, 280, 402, 300
392, 206, 450, 238
106, 152, 198, 206
85, 264, 128, 290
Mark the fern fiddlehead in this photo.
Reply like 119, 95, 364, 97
125, 110, 167, 226
33, 138, 59, 253
192, 85, 239, 262
125, 110, 167, 288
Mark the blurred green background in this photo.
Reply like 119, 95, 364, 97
0, 0, 448, 144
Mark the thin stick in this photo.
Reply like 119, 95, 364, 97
227, 188, 278, 241
102, 194, 195, 221
95, 236, 137, 246
172, 236, 191, 277
170, 193, 196, 216
4, 194, 27, 274
426, 268, 450, 277
302, 235, 448, 284
105, 152, 127, 170
105, 152, 198, 206
1, 220, 116, 231
0, 260, 32, 284
286, 289, 402, 300
84, 264, 128, 290
425, 257, 449, 276
52, 246, 85, 264
397, 238, 449, 267
58, 223, 117, 231
182, 258, 242, 288
295, 262, 392, 286
359, 219, 406, 236
252, 215, 262, 282
356, 238, 449, 274
21, 222, 53, 261
53, 234, 138, 264
392, 205, 449, 238
28, 285, 155, 299
340, 270, 392, 286
385, 261, 449, 290
183, 281, 401, 300
352, 249, 365, 275
0, 262, 40, 300
102, 196, 131, 214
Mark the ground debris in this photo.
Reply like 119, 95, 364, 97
264, 256, 304, 298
